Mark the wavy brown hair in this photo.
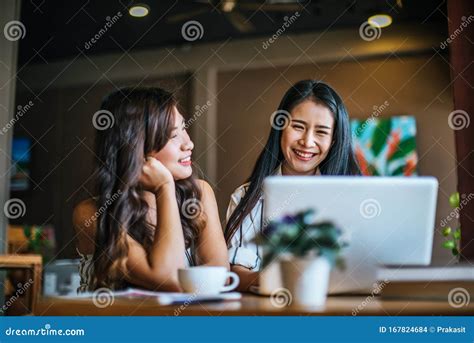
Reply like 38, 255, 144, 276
91, 87, 205, 290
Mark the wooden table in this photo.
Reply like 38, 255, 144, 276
37, 294, 474, 316
0, 254, 42, 314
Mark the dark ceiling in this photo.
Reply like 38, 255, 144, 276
18, 0, 448, 67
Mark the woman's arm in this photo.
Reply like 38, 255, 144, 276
231, 265, 259, 292
124, 158, 187, 291
195, 180, 230, 269
125, 183, 186, 291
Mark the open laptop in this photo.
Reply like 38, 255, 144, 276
263, 176, 438, 294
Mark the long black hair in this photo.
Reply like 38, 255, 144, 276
224, 80, 360, 244
92, 87, 204, 289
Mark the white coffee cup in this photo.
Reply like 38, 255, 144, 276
178, 266, 239, 295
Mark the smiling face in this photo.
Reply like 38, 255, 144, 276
280, 99, 335, 175
152, 107, 194, 180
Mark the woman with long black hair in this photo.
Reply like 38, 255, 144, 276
73, 87, 229, 292
224, 80, 360, 291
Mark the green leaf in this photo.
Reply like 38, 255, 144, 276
318, 248, 338, 267
449, 192, 460, 209
391, 164, 405, 176
23, 225, 31, 239
442, 227, 452, 237
452, 247, 459, 256
371, 120, 392, 157
301, 209, 316, 225
34, 228, 41, 241
453, 228, 461, 240
367, 164, 380, 176
388, 137, 416, 161
261, 248, 284, 269
442, 240, 456, 249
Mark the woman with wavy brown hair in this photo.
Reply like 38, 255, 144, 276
73, 87, 229, 292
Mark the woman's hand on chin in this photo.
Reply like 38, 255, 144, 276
139, 156, 174, 193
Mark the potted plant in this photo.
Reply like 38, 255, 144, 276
254, 209, 346, 306
23, 225, 55, 264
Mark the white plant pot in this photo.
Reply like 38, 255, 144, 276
259, 261, 283, 295
280, 256, 331, 307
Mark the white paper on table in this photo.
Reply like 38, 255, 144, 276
59, 288, 242, 305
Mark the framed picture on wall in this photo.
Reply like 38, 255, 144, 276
351, 116, 418, 176
11, 137, 31, 191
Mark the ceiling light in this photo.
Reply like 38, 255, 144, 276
368, 14, 392, 28
129, 4, 150, 18
222, 0, 237, 13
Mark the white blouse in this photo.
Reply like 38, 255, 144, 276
225, 166, 282, 271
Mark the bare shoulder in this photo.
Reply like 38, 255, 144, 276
72, 198, 97, 254
196, 179, 214, 197
72, 198, 96, 230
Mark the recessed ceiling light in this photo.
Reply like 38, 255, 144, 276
222, 0, 237, 12
368, 14, 392, 28
129, 4, 150, 18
